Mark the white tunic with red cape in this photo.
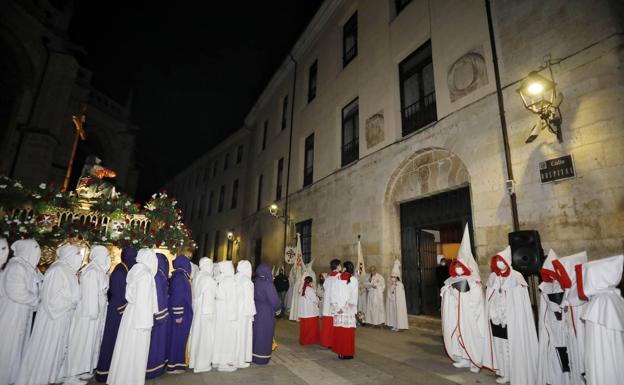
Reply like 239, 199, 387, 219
576, 254, 624, 385
482, 246, 538, 385
440, 224, 486, 369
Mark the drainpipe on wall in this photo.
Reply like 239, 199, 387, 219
284, 54, 297, 253
485, 0, 520, 232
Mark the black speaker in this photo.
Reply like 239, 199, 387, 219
508, 230, 544, 275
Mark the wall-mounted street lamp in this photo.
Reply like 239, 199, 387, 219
269, 203, 290, 225
517, 58, 564, 143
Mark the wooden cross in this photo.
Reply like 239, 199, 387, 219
61, 104, 87, 192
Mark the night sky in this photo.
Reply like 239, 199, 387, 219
68, 1, 322, 201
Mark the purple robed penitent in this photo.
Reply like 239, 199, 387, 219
146, 253, 170, 379
166, 255, 193, 372
252, 264, 282, 364
95, 247, 137, 382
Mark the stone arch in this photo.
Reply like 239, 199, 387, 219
381, 147, 471, 269
385, 147, 470, 205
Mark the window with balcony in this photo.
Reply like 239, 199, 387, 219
308, 60, 317, 102
256, 174, 263, 212
218, 185, 225, 213
262, 121, 268, 151
224, 153, 229, 170
207, 190, 213, 216
303, 133, 314, 187
341, 98, 359, 166
236, 145, 243, 164
276, 157, 284, 200
231, 179, 239, 209
281, 95, 288, 131
400, 40, 436, 136
212, 160, 218, 177
295, 219, 312, 264
343, 12, 357, 67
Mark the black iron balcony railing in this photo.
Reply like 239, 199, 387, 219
341, 138, 359, 166
401, 91, 437, 136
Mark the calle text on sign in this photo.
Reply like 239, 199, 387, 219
539, 155, 576, 183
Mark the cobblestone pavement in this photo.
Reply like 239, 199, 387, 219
89, 319, 499, 385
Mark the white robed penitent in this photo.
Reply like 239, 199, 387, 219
288, 234, 305, 322
63, 245, 112, 382
189, 257, 217, 373
576, 254, 624, 385
440, 224, 486, 372
386, 259, 409, 330
234, 260, 256, 368
16, 244, 83, 385
0, 239, 42, 385
482, 246, 538, 385
364, 269, 385, 325
107, 248, 158, 385
212, 261, 239, 372
537, 250, 588, 385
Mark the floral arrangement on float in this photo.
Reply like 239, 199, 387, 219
0, 175, 196, 266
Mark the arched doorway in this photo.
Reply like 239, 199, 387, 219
384, 148, 473, 316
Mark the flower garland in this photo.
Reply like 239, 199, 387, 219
0, 176, 196, 251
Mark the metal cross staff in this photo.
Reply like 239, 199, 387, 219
61, 104, 87, 192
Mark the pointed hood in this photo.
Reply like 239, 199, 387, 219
173, 255, 192, 274
490, 245, 512, 277
255, 263, 272, 281
236, 260, 252, 279
199, 257, 213, 275
11, 239, 41, 268
136, 248, 158, 277
541, 249, 559, 283
57, 244, 83, 272
576, 254, 622, 299
391, 259, 402, 278
554, 251, 587, 289
356, 237, 366, 277
449, 224, 479, 277
121, 247, 138, 269
89, 245, 111, 272
219, 260, 235, 277
156, 253, 169, 276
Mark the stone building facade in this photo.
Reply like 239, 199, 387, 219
0, 0, 140, 194
166, 0, 624, 314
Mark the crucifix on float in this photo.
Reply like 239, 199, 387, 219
61, 104, 87, 192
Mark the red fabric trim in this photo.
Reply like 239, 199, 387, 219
299, 317, 320, 345
449, 260, 471, 277
330, 271, 340, 277
490, 255, 511, 277
331, 327, 355, 356
575, 264, 588, 300
552, 260, 572, 289
340, 272, 352, 281
320, 316, 334, 347
540, 268, 559, 283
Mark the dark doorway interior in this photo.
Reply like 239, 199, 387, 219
400, 186, 473, 316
